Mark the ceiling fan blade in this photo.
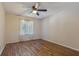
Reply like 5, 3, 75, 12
37, 9, 47, 11
32, 2, 40, 10
32, 6, 36, 10
37, 12, 39, 16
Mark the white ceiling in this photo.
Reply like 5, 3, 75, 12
3, 2, 79, 19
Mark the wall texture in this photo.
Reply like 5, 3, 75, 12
0, 3, 5, 55
42, 7, 79, 51
5, 13, 20, 43
19, 16, 42, 41
5, 13, 42, 43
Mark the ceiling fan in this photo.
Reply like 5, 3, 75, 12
23, 2, 47, 16
32, 2, 47, 16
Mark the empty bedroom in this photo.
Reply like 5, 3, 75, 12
0, 2, 79, 56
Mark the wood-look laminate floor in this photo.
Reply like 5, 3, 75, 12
1, 39, 79, 56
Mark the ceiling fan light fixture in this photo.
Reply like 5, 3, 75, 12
32, 10, 37, 14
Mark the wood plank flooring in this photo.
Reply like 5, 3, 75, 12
1, 39, 79, 56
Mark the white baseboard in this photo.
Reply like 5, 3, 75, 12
43, 39, 79, 52
57, 43, 79, 51
0, 45, 5, 55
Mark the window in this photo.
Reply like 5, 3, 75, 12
20, 20, 33, 35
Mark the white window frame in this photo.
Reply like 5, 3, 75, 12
20, 20, 33, 35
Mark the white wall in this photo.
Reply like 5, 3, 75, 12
19, 16, 42, 41
42, 5, 79, 51
5, 13, 42, 43
5, 13, 20, 43
0, 3, 5, 55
